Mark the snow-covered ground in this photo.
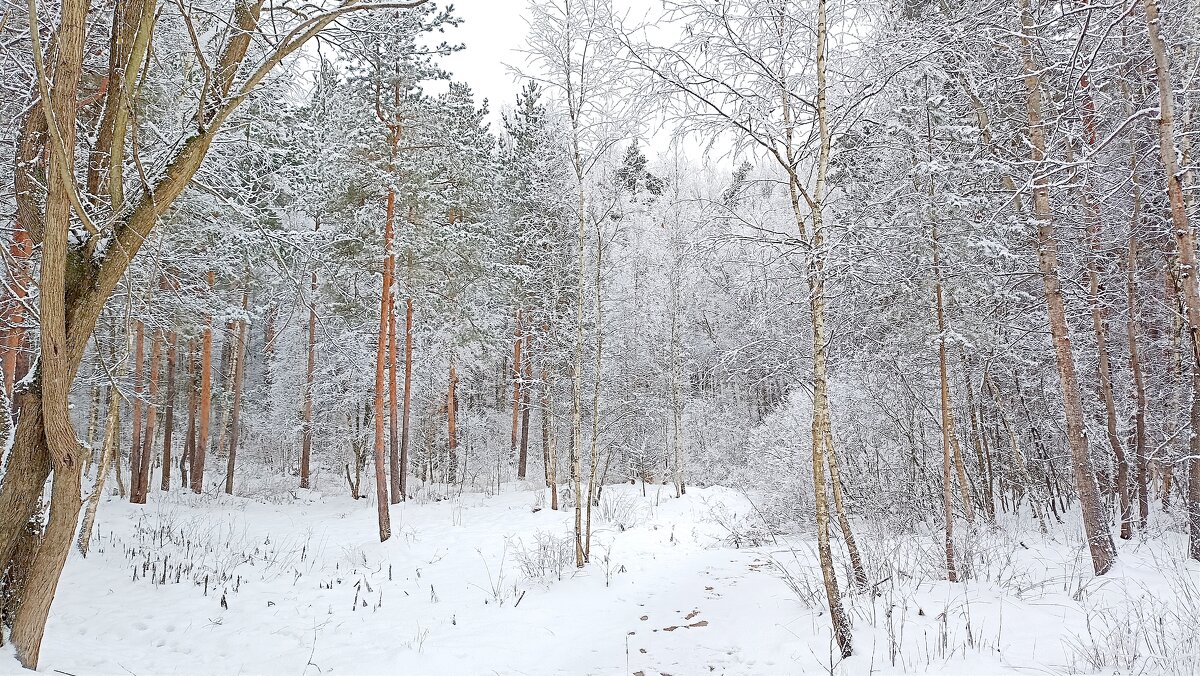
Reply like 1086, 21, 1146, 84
2, 484, 1197, 675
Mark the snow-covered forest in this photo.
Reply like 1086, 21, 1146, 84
1, 0, 1199, 673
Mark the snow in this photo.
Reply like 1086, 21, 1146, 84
2, 485, 1197, 675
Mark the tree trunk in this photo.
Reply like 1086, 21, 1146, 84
192, 271, 215, 494
1079, 75, 1132, 538
388, 285, 401, 502
399, 296, 414, 500
669, 250, 685, 498
0, 389, 51, 584
10, 460, 82, 668
372, 188, 395, 540
224, 285, 248, 495
934, 222, 959, 582
161, 332, 176, 491
84, 384, 100, 476
542, 366, 558, 511
446, 359, 459, 486
133, 330, 161, 503
79, 385, 121, 555
128, 320, 144, 502
585, 228, 605, 563
1141, 0, 1200, 560
824, 428, 868, 590
961, 355, 995, 521
1020, 0, 1115, 575
2, 229, 31, 397
301, 250, 317, 489
183, 340, 198, 489
511, 309, 524, 475
519, 333, 532, 482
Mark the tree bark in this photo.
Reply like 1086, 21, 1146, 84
128, 320, 144, 502
388, 284, 401, 502
372, 188, 395, 540
519, 333, 532, 482
446, 359, 459, 485
1140, 0, 1200, 561
224, 285, 248, 495
301, 236, 317, 489
183, 340, 198, 489
511, 309, 525, 477
79, 385, 121, 554
399, 296, 414, 500
934, 221, 959, 582
542, 366, 558, 511
133, 330, 162, 503
1020, 0, 1115, 575
160, 331, 176, 491
192, 271, 215, 494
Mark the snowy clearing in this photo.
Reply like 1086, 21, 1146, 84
2, 486, 1195, 676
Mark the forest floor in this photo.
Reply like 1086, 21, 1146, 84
2, 482, 1197, 675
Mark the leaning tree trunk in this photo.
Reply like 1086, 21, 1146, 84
1020, 0, 1115, 575
79, 385, 122, 555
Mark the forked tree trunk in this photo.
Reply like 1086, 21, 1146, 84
10, 460, 82, 668
1020, 0, 1115, 575
161, 331, 176, 491
1140, 0, 1200, 560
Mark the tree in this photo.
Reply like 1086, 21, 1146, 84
0, 0, 432, 665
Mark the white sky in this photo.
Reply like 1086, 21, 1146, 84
438, 1, 533, 121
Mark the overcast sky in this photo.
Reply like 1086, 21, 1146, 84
439, 2, 532, 120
